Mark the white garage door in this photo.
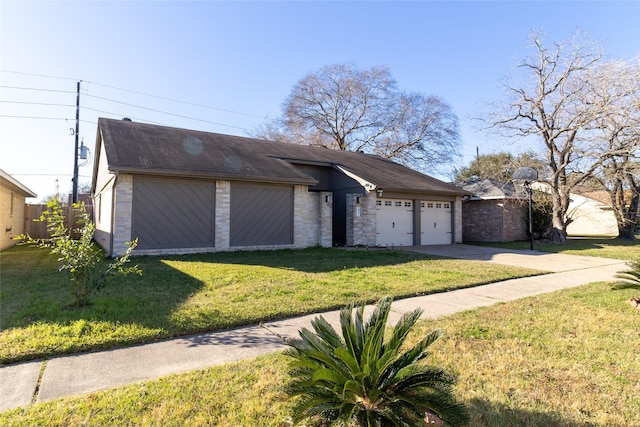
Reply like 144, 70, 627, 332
421, 201, 452, 245
376, 199, 414, 246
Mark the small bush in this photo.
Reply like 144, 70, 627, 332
16, 197, 141, 306
284, 296, 468, 426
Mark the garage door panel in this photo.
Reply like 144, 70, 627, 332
133, 177, 215, 250
230, 184, 293, 246
376, 199, 414, 246
421, 201, 452, 245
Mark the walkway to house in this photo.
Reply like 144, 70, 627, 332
0, 245, 627, 412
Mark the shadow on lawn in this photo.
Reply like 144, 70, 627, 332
468, 398, 600, 427
168, 246, 437, 273
1, 250, 206, 332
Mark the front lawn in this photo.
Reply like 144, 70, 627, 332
1, 282, 637, 426
0, 246, 543, 363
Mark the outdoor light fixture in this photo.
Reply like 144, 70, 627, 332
356, 196, 361, 204
325, 195, 332, 203
513, 167, 539, 250
376, 188, 383, 198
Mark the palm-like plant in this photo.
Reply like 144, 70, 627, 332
613, 258, 640, 291
284, 296, 468, 427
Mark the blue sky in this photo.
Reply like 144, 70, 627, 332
1, 1, 639, 200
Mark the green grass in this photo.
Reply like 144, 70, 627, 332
474, 236, 640, 260
1, 283, 637, 426
0, 246, 543, 363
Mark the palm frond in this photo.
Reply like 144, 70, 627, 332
284, 296, 468, 426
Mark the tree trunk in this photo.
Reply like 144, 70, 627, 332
618, 191, 639, 240
548, 184, 568, 244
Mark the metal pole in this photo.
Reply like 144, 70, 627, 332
528, 182, 534, 250
72, 81, 80, 204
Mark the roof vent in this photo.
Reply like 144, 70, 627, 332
122, 117, 132, 121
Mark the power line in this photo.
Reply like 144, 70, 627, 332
0, 115, 71, 121
0, 85, 76, 94
82, 101, 256, 132
84, 81, 266, 119
0, 70, 79, 81
1, 71, 272, 133
1, 70, 268, 120
0, 100, 75, 108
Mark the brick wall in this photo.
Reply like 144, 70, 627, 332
462, 199, 527, 242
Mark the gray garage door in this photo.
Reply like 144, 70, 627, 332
132, 177, 215, 250
230, 183, 293, 246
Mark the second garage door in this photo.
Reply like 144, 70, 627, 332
376, 199, 414, 246
420, 201, 452, 245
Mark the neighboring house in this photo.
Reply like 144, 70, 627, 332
0, 169, 37, 251
459, 178, 528, 242
530, 183, 619, 237
566, 190, 618, 237
91, 118, 469, 256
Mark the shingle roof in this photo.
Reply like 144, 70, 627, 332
96, 118, 467, 196
459, 178, 526, 200
0, 169, 37, 198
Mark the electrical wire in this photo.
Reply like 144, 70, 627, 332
0, 70, 79, 81
0, 85, 76, 94
0, 100, 74, 108
84, 81, 266, 119
1, 70, 272, 133
0, 115, 71, 121
81, 106, 253, 131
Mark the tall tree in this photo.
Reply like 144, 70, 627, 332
256, 63, 461, 173
485, 31, 608, 244
587, 59, 640, 239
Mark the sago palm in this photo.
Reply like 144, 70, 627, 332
284, 296, 468, 427
613, 258, 640, 291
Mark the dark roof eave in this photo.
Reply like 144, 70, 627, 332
380, 187, 471, 197
110, 166, 318, 186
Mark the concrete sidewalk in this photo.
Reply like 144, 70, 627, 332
0, 245, 627, 412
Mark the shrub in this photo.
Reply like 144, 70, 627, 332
284, 296, 468, 426
612, 258, 640, 291
16, 197, 141, 306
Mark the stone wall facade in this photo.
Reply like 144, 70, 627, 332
345, 193, 377, 246
111, 174, 134, 255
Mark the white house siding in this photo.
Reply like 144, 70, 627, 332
94, 183, 114, 255
566, 194, 618, 236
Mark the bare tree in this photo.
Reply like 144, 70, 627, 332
376, 92, 460, 171
486, 31, 607, 244
588, 59, 640, 239
256, 63, 461, 173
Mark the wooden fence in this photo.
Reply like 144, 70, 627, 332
24, 204, 94, 240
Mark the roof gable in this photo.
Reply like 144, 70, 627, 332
0, 169, 37, 198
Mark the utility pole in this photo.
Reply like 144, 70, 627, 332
72, 81, 80, 203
